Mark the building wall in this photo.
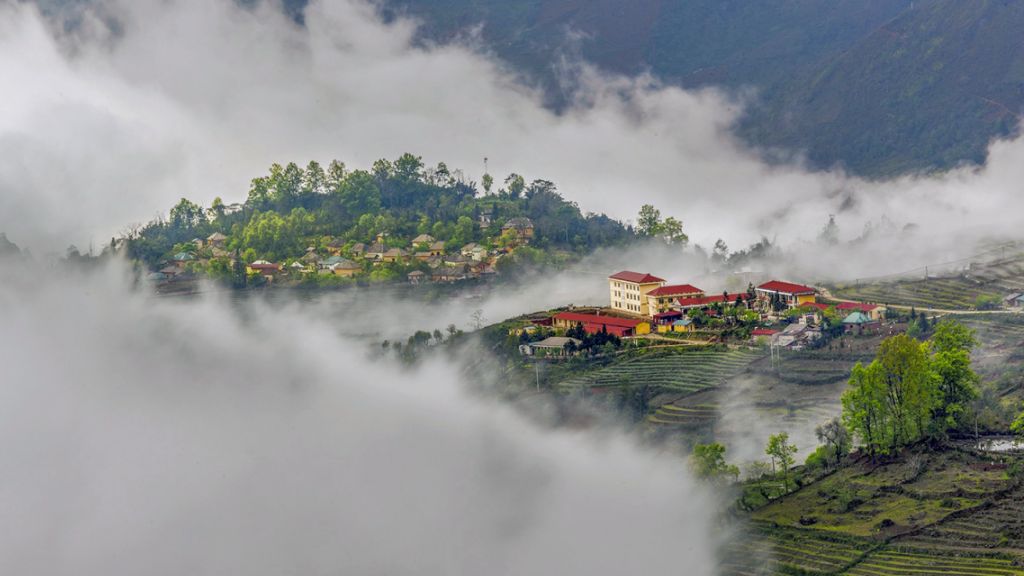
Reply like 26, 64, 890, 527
609, 279, 664, 316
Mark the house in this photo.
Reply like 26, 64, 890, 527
835, 302, 885, 321
842, 311, 878, 334
210, 247, 231, 259
777, 323, 821, 349
432, 268, 468, 283
412, 234, 436, 245
756, 280, 817, 310
751, 328, 779, 344
191, 237, 204, 249
329, 258, 360, 277
672, 317, 694, 333
381, 248, 409, 263
552, 312, 650, 337
652, 310, 684, 333
247, 260, 282, 278
608, 271, 666, 316
675, 293, 749, 311
364, 242, 387, 261
461, 242, 488, 261
501, 217, 534, 244
326, 238, 347, 256
509, 325, 539, 337
350, 242, 366, 257
646, 284, 704, 316
300, 251, 322, 270
428, 241, 445, 256
1005, 293, 1024, 308
528, 336, 583, 357
206, 232, 228, 248
407, 270, 426, 285
289, 261, 305, 272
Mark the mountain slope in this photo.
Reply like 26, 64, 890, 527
382, 0, 1024, 177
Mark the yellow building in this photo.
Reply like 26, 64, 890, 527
608, 271, 666, 317
645, 283, 705, 316
755, 280, 817, 309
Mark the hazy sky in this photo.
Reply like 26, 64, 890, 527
1, 0, 1023, 262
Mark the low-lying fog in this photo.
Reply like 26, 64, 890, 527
0, 261, 721, 575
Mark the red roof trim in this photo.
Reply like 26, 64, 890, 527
647, 284, 703, 296
757, 280, 815, 295
554, 312, 642, 328
676, 293, 747, 307
798, 302, 830, 311
836, 302, 878, 312
752, 328, 779, 336
609, 270, 666, 284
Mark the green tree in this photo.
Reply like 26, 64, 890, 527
637, 204, 661, 236
660, 216, 689, 247
690, 443, 740, 484
504, 173, 525, 199
766, 432, 798, 483
482, 172, 494, 195
814, 417, 850, 467
169, 198, 206, 231
928, 320, 979, 431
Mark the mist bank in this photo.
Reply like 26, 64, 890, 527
0, 260, 722, 575
2, 0, 1023, 269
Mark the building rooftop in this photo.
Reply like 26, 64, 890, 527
647, 283, 703, 296
757, 280, 816, 295
609, 270, 666, 284
554, 312, 643, 328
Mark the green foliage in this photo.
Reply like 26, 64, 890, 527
765, 432, 797, 482
128, 154, 637, 272
843, 322, 980, 456
690, 442, 739, 484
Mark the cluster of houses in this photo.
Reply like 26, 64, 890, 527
518, 270, 889, 356
152, 218, 536, 285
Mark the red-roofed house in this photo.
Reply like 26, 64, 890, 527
645, 283, 704, 316
751, 328, 779, 344
552, 312, 651, 337
608, 271, 666, 317
756, 280, 817, 310
836, 302, 885, 321
675, 293, 749, 310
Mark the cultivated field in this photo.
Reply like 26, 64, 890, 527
724, 448, 1024, 575
556, 347, 762, 394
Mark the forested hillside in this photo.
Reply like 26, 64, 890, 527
380, 0, 1024, 177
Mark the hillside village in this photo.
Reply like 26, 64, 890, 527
513, 270, 891, 357
148, 216, 535, 287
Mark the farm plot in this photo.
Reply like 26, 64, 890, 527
834, 277, 1001, 310
896, 484, 1024, 554
556, 348, 762, 394
720, 524, 875, 576
844, 548, 1024, 576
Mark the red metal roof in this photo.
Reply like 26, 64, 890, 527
554, 312, 642, 328
676, 293, 747, 307
836, 302, 878, 312
757, 280, 816, 295
608, 270, 666, 284
647, 283, 703, 297
752, 328, 779, 336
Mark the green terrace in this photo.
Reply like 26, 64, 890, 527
555, 348, 763, 394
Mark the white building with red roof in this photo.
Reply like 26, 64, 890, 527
755, 280, 817, 310
645, 283, 704, 315
608, 271, 666, 317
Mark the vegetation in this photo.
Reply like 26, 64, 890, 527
841, 321, 979, 457
383, 0, 1024, 177
125, 153, 640, 282
690, 442, 739, 484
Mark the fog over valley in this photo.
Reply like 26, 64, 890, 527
4, 1, 1024, 575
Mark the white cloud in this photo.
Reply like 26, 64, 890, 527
0, 260, 720, 575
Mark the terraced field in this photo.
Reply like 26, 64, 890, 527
844, 549, 1024, 576
834, 276, 1001, 310
556, 348, 762, 394
832, 254, 1024, 310
958, 314, 1024, 396
646, 403, 718, 426
725, 448, 1024, 575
